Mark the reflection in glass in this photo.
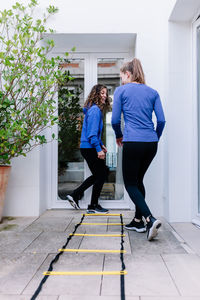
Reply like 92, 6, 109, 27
98, 58, 124, 200
197, 27, 200, 213
58, 59, 84, 199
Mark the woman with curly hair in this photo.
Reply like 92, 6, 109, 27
66, 84, 110, 214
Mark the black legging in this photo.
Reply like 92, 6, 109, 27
73, 148, 108, 206
122, 142, 158, 219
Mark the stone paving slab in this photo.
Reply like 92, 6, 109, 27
24, 217, 72, 232
1, 211, 199, 300
0, 217, 38, 232
64, 219, 86, 233
109, 210, 136, 218
108, 217, 130, 223
41, 209, 136, 218
0, 253, 47, 294
59, 296, 139, 300
81, 216, 111, 222
105, 217, 126, 233
23, 231, 82, 254
80, 234, 131, 254
67, 219, 108, 234
41, 209, 79, 218
0, 231, 42, 253
81, 216, 110, 222
101, 254, 179, 297
141, 297, 200, 300
41, 209, 139, 217
171, 223, 200, 255
0, 296, 199, 300
22, 253, 104, 296
162, 254, 200, 296
0, 296, 58, 300
128, 230, 186, 255
155, 217, 175, 231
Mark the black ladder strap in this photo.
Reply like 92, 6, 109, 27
30, 214, 85, 300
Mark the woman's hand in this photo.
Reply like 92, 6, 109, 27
116, 137, 123, 147
101, 145, 107, 153
97, 150, 105, 160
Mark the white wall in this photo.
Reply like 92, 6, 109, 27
167, 21, 193, 221
167, 0, 200, 221
39, 136, 52, 214
3, 0, 176, 217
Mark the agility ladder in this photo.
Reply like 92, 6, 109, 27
30, 213, 127, 300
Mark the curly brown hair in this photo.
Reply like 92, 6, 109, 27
84, 84, 111, 112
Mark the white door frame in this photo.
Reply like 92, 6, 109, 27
50, 51, 133, 209
192, 18, 200, 222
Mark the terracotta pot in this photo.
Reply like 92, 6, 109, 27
0, 166, 11, 222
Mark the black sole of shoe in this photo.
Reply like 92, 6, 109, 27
86, 210, 109, 214
147, 220, 162, 241
124, 226, 146, 233
66, 195, 80, 210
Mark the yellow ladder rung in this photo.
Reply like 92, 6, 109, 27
43, 270, 127, 276
81, 223, 124, 226
83, 213, 123, 216
59, 249, 126, 253
69, 233, 125, 237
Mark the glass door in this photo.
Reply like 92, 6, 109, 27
54, 53, 130, 209
197, 26, 200, 214
57, 58, 85, 200
97, 58, 124, 201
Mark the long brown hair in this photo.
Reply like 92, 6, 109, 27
120, 58, 145, 84
84, 84, 111, 112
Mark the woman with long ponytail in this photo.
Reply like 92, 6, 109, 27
112, 58, 165, 241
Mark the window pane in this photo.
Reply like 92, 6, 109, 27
58, 59, 84, 199
197, 27, 200, 213
97, 58, 124, 200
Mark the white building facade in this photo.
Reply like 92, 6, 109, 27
3, 0, 200, 223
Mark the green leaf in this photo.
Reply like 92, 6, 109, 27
47, 5, 59, 14
0, 52, 5, 59
0, 0, 74, 165
12, 49, 18, 54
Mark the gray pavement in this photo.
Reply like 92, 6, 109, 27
0, 209, 200, 300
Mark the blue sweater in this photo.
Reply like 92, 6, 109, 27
80, 104, 103, 152
111, 83, 165, 142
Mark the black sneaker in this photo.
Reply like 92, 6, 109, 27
125, 219, 146, 232
87, 204, 109, 214
66, 195, 80, 210
76, 192, 84, 201
146, 216, 162, 241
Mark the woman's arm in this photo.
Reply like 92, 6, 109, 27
87, 106, 102, 152
111, 87, 123, 139
154, 92, 166, 140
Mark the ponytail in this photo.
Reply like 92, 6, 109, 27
120, 58, 145, 84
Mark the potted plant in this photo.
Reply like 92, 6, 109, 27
0, 0, 71, 221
